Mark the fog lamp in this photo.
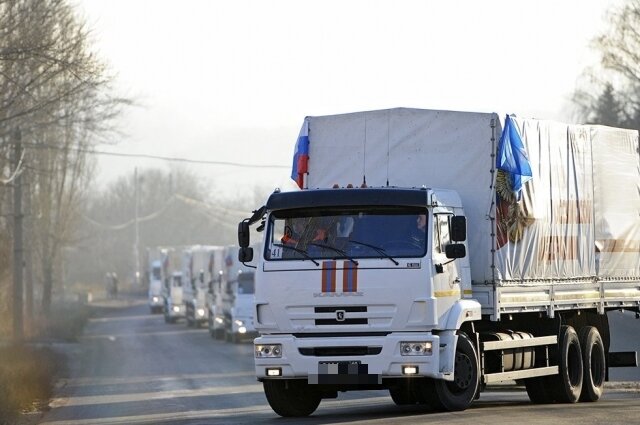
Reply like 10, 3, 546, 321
266, 368, 282, 377
402, 365, 419, 375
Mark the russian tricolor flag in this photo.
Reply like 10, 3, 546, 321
291, 118, 310, 189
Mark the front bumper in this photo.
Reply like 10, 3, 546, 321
167, 304, 185, 318
232, 316, 256, 334
194, 306, 209, 321
254, 333, 443, 381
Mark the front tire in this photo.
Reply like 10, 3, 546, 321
424, 333, 479, 411
389, 381, 424, 405
263, 379, 321, 417
579, 326, 605, 402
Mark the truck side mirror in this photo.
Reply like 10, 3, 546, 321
445, 243, 466, 259
238, 221, 250, 248
239, 247, 254, 263
450, 216, 466, 242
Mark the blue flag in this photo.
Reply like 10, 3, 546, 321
496, 115, 532, 198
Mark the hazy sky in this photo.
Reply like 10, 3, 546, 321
77, 0, 619, 199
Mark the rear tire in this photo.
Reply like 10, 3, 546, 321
550, 325, 583, 403
263, 379, 321, 417
525, 377, 554, 404
424, 333, 478, 411
579, 326, 605, 402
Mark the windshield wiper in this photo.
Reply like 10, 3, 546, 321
307, 242, 358, 265
273, 243, 319, 266
347, 240, 399, 265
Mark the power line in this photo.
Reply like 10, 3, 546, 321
21, 142, 290, 169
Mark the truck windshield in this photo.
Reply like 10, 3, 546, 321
152, 266, 161, 280
265, 206, 427, 261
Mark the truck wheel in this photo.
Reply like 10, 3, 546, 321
208, 315, 216, 338
389, 382, 424, 405
429, 333, 479, 411
550, 325, 583, 403
263, 379, 321, 417
215, 327, 224, 340
579, 326, 605, 402
525, 377, 554, 404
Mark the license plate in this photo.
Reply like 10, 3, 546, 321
318, 361, 363, 375
309, 361, 380, 385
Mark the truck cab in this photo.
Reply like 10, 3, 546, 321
148, 260, 163, 313
182, 246, 214, 327
221, 245, 258, 342
163, 271, 185, 323
242, 187, 479, 416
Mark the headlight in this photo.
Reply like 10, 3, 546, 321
234, 319, 244, 327
215, 317, 224, 324
173, 306, 180, 313
238, 326, 247, 334
400, 341, 433, 356
197, 308, 205, 317
255, 344, 282, 358
152, 296, 159, 303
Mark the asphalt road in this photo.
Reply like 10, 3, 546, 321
39, 300, 640, 425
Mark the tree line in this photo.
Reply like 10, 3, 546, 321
0, 0, 123, 336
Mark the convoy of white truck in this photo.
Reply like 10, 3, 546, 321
145, 243, 258, 341
236, 108, 640, 417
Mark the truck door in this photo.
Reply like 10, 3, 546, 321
432, 213, 461, 323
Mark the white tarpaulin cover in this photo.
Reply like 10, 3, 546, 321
299, 108, 640, 284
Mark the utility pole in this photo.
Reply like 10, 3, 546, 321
134, 167, 140, 287
23, 165, 33, 337
12, 129, 24, 342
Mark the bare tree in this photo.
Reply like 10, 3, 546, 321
0, 0, 125, 323
573, 0, 640, 129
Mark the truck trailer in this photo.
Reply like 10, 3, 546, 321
238, 108, 640, 417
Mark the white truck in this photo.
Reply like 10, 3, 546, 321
182, 245, 217, 327
161, 247, 185, 323
220, 245, 259, 343
238, 108, 640, 417
206, 246, 226, 339
146, 247, 164, 313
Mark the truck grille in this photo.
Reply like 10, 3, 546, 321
299, 346, 383, 356
314, 306, 368, 326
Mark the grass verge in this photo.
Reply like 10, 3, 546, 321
0, 345, 64, 425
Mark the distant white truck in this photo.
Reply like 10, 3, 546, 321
182, 245, 218, 327
221, 245, 259, 342
161, 247, 185, 323
146, 247, 164, 313
206, 246, 225, 339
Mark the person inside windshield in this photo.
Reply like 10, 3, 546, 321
410, 214, 427, 246
281, 218, 305, 246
